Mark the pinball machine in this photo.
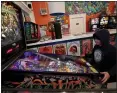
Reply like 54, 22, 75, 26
1, 1, 109, 93
2, 51, 105, 92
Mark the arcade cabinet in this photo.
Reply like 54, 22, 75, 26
2, 1, 104, 93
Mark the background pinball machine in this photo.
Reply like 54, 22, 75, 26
1, 1, 117, 93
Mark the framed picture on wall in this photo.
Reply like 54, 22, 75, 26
80, 39, 93, 56
108, 16, 117, 29
90, 18, 100, 32
38, 45, 53, 54
40, 8, 47, 15
99, 16, 109, 29
69, 13, 86, 35
53, 43, 67, 55
67, 41, 80, 56
110, 34, 116, 46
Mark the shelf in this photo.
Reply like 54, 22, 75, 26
14, 1, 32, 14
27, 29, 117, 47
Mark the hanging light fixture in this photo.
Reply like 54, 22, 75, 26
48, 2, 65, 16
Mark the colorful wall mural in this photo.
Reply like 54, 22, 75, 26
65, 1, 116, 32
65, 1, 108, 15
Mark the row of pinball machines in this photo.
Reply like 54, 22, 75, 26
1, 1, 117, 93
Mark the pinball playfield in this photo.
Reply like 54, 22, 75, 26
2, 51, 103, 90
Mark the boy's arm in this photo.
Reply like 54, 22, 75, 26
85, 45, 96, 65
108, 47, 117, 77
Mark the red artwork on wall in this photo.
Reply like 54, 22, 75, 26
81, 39, 92, 56
110, 34, 116, 46
38, 45, 53, 54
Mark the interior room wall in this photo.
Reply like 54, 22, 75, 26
32, 1, 116, 33
65, 1, 116, 32
32, 1, 51, 25
32, 2, 52, 36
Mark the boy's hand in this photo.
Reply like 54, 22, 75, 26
100, 72, 110, 84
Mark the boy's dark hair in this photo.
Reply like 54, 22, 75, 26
93, 29, 110, 50
93, 34, 100, 40
93, 28, 101, 40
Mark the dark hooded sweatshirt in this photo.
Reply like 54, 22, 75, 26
91, 29, 116, 83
